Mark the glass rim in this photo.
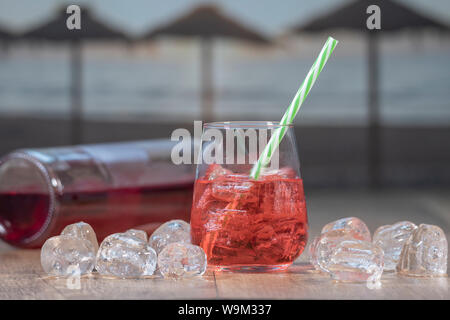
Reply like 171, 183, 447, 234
203, 121, 294, 129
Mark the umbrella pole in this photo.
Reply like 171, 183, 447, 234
70, 40, 83, 145
200, 37, 213, 122
0, 41, 6, 54
368, 32, 381, 188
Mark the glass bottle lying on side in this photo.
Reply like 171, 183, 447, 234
0, 140, 194, 248
190, 122, 308, 272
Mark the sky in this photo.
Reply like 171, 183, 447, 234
0, 0, 449, 35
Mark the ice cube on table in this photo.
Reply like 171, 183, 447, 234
327, 240, 384, 283
41, 235, 96, 276
149, 219, 191, 254
321, 217, 371, 242
96, 233, 157, 278
313, 229, 366, 272
61, 221, 99, 252
158, 243, 207, 279
125, 229, 148, 242
373, 221, 417, 271
397, 224, 448, 277
307, 236, 320, 270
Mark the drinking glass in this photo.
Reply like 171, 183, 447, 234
190, 121, 308, 272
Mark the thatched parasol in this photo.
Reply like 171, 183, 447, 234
0, 27, 13, 41
142, 4, 270, 121
21, 6, 129, 144
291, 0, 449, 187
0, 26, 14, 52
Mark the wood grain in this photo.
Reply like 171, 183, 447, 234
215, 265, 450, 300
0, 250, 447, 300
0, 189, 448, 299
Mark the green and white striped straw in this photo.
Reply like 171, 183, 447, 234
250, 36, 338, 180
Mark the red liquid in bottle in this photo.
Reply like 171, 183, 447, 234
0, 184, 193, 247
0, 192, 49, 243
190, 165, 308, 269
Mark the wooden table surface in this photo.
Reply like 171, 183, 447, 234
0, 189, 449, 300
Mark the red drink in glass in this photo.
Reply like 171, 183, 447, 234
191, 164, 308, 271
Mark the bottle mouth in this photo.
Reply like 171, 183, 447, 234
0, 153, 56, 247
204, 121, 294, 129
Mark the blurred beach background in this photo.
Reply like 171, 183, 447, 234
0, 0, 449, 266
0, 0, 449, 189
